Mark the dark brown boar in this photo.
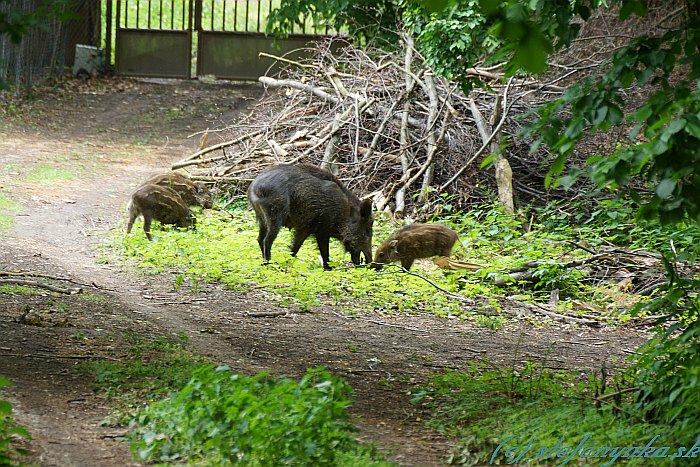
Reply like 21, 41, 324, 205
371, 223, 459, 271
144, 172, 213, 208
126, 184, 196, 241
247, 164, 374, 270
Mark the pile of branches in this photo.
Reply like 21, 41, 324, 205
173, 36, 567, 217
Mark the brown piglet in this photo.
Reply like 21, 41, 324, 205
145, 172, 213, 208
126, 184, 196, 241
371, 223, 458, 271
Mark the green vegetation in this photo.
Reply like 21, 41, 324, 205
0, 192, 20, 231
0, 285, 36, 295
115, 197, 693, 322
85, 334, 209, 403
0, 377, 30, 466
267, 0, 700, 452
129, 366, 390, 465
83, 335, 388, 465
118, 207, 480, 317
412, 365, 698, 466
22, 164, 76, 183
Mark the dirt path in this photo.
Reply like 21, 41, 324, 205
0, 77, 648, 466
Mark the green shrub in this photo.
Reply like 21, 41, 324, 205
129, 366, 387, 465
411, 364, 698, 466
0, 377, 30, 466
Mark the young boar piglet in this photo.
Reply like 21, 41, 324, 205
126, 184, 196, 241
371, 223, 458, 271
145, 172, 213, 208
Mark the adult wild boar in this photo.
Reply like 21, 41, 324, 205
127, 184, 196, 241
371, 223, 458, 271
145, 172, 213, 208
247, 164, 374, 270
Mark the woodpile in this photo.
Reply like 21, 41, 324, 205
173, 36, 564, 218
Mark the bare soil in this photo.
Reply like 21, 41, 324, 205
0, 77, 649, 466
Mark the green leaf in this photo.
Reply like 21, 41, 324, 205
480, 153, 498, 169
423, 0, 451, 13
619, 0, 648, 20
656, 179, 676, 199
666, 118, 686, 135
684, 119, 700, 139
513, 29, 551, 73
0, 400, 12, 415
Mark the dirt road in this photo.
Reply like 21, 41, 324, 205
0, 77, 647, 466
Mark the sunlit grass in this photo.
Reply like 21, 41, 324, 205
22, 165, 76, 183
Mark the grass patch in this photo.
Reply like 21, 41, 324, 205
0, 285, 39, 295
0, 214, 13, 231
0, 192, 21, 231
116, 209, 489, 318
112, 197, 677, 322
83, 334, 209, 403
0, 193, 21, 213
23, 165, 76, 183
411, 365, 698, 466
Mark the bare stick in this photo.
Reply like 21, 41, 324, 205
172, 130, 264, 169
259, 76, 341, 104
440, 76, 515, 191
258, 52, 317, 69
0, 278, 81, 295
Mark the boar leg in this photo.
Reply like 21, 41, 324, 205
261, 226, 280, 262
143, 217, 153, 241
290, 228, 312, 257
256, 222, 268, 260
400, 257, 415, 271
126, 206, 139, 234
315, 233, 332, 270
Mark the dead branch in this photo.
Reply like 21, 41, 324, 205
259, 76, 341, 104
0, 278, 82, 295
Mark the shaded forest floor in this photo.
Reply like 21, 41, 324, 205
0, 77, 649, 466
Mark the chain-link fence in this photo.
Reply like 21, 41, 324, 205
0, 0, 100, 95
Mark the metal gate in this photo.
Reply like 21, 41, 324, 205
110, 0, 329, 80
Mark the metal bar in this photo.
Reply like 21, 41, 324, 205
233, 0, 238, 31
170, 0, 174, 29
106, 0, 113, 66
147, 0, 151, 28
222, 0, 226, 31
245, 0, 249, 32
190, 0, 196, 78
210, 0, 214, 30
123, 0, 128, 28
257, 0, 261, 32
194, 0, 201, 31
159, 0, 163, 29
183, 0, 186, 30
136, 0, 140, 27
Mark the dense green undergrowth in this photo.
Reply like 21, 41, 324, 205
412, 365, 700, 466
112, 196, 700, 323
129, 366, 390, 465
83, 335, 389, 465
0, 377, 30, 466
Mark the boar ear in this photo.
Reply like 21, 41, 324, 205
389, 239, 399, 252
360, 199, 373, 218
